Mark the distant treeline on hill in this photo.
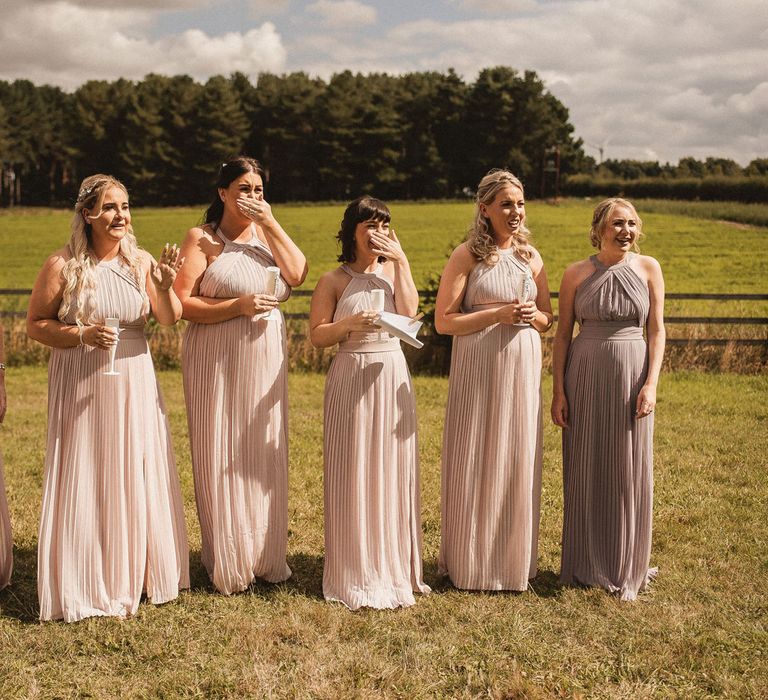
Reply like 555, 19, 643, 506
1, 67, 766, 207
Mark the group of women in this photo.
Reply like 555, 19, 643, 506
0, 156, 665, 621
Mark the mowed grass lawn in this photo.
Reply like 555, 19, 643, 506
1, 199, 767, 323
0, 367, 767, 698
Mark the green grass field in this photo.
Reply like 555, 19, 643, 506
0, 368, 766, 698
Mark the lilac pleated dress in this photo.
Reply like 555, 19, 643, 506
439, 249, 543, 590
182, 231, 292, 594
561, 254, 656, 601
323, 265, 430, 609
0, 451, 11, 590
38, 258, 190, 622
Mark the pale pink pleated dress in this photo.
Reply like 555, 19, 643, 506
323, 265, 430, 609
182, 230, 292, 594
0, 451, 11, 590
38, 258, 190, 622
561, 254, 656, 601
439, 249, 543, 590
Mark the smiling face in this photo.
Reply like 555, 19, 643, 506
480, 185, 525, 245
598, 204, 639, 253
83, 185, 130, 246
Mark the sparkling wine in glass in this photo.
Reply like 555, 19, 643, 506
370, 288, 385, 341
103, 317, 120, 375
514, 271, 532, 327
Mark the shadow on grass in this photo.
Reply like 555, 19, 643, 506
422, 557, 564, 599
187, 549, 325, 601
0, 545, 40, 623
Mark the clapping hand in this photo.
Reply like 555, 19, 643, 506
369, 228, 406, 264
151, 244, 184, 291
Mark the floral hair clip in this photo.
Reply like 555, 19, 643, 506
77, 183, 98, 203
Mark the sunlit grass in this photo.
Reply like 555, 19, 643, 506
0, 368, 766, 697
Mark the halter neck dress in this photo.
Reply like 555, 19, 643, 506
439, 248, 543, 590
182, 228, 292, 594
560, 253, 656, 601
38, 257, 189, 622
322, 264, 430, 609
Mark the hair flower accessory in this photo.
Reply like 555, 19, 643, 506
76, 183, 98, 203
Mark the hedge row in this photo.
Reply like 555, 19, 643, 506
563, 175, 768, 203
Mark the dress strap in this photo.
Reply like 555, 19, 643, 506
341, 263, 383, 279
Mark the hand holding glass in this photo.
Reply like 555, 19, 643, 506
514, 272, 532, 326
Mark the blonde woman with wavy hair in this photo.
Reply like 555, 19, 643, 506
27, 174, 189, 622
435, 168, 553, 591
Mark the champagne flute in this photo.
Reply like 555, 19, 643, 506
514, 271, 532, 327
370, 288, 385, 341
265, 266, 280, 322
103, 317, 120, 375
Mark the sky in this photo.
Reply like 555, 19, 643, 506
1, 0, 765, 165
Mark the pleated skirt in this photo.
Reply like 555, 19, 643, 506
561, 330, 655, 600
323, 349, 430, 609
38, 336, 190, 622
439, 324, 543, 590
183, 315, 291, 594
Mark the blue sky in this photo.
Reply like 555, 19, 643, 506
2, 0, 766, 165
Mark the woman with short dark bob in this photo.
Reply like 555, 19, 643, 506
174, 156, 307, 594
309, 196, 430, 609
551, 197, 665, 600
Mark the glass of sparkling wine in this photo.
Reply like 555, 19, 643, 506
103, 317, 120, 375
259, 266, 281, 322
370, 288, 385, 341
514, 271, 531, 326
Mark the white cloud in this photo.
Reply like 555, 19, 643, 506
0, 3, 286, 89
288, 0, 766, 164
451, 0, 539, 12
25, 0, 205, 8
306, 0, 377, 28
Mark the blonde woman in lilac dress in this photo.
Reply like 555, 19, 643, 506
310, 196, 430, 609
175, 157, 307, 594
552, 198, 665, 601
435, 169, 553, 591
0, 322, 11, 590
27, 175, 189, 622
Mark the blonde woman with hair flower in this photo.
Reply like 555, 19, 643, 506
27, 174, 189, 622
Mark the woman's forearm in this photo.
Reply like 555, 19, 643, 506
27, 318, 83, 348
180, 295, 245, 324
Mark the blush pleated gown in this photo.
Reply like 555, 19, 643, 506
0, 452, 11, 590
323, 265, 430, 609
439, 249, 543, 590
38, 258, 190, 622
560, 254, 656, 601
182, 231, 292, 594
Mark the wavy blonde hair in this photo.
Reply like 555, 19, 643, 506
467, 169, 532, 265
59, 174, 149, 325
589, 197, 644, 251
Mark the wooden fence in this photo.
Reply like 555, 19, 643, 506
2, 289, 767, 347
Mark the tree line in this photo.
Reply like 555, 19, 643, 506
0, 67, 588, 207
2, 66, 765, 207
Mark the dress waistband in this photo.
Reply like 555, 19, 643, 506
577, 320, 643, 341
117, 324, 146, 340
337, 336, 401, 354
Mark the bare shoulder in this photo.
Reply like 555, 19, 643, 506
183, 224, 221, 253
316, 267, 346, 291
528, 245, 545, 274
446, 241, 476, 272
41, 247, 72, 275
637, 254, 662, 274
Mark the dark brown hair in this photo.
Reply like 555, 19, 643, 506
336, 196, 391, 263
203, 156, 266, 225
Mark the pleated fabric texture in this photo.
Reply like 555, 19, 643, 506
439, 249, 543, 590
323, 265, 430, 610
182, 230, 291, 594
0, 450, 11, 590
38, 258, 190, 622
561, 253, 656, 601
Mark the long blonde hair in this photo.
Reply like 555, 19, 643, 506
59, 174, 149, 324
467, 169, 533, 265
